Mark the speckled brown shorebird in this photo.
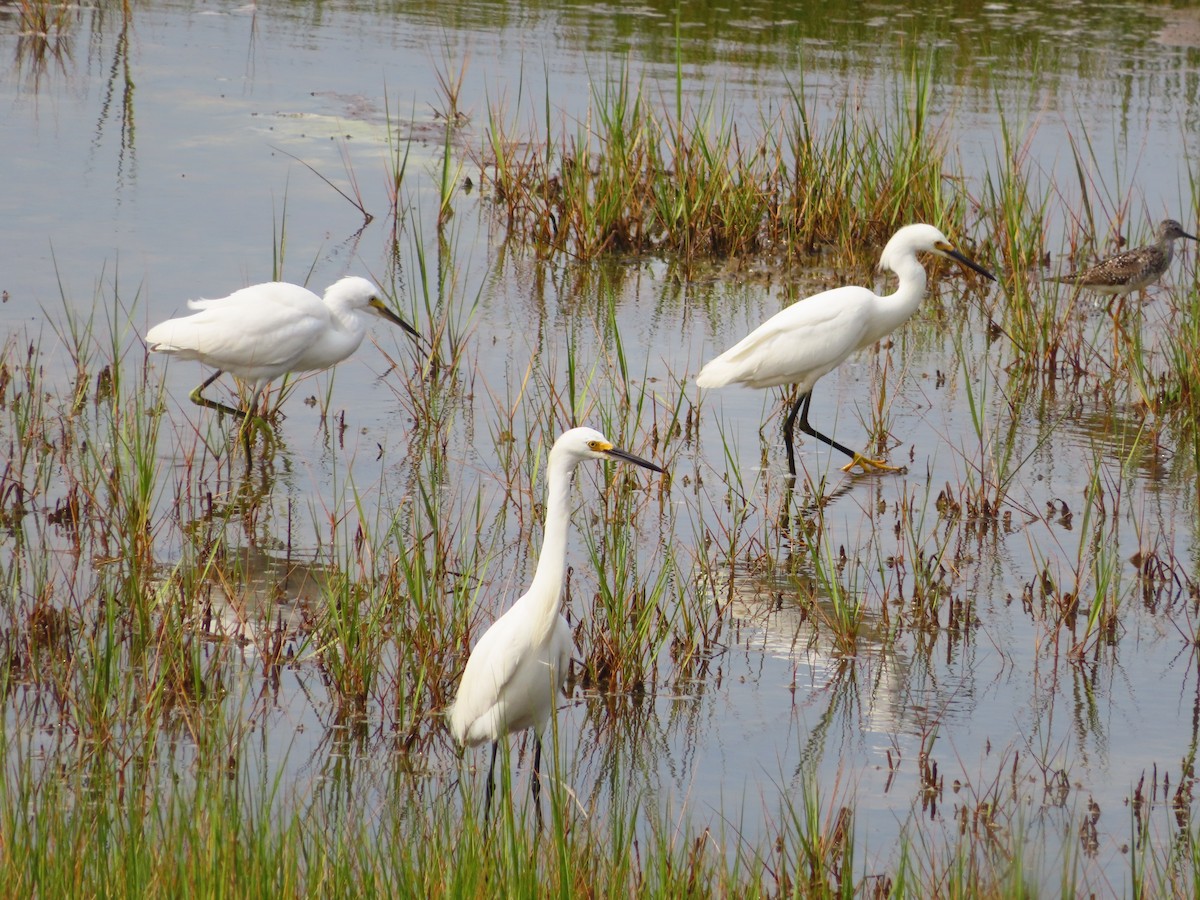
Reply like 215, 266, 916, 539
1053, 218, 1197, 298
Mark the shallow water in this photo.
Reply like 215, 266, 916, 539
4, 0, 1200, 889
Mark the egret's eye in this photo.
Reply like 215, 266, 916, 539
588, 441, 602, 451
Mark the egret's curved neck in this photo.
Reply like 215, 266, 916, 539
875, 255, 929, 341
523, 449, 576, 637
321, 299, 370, 359
327, 300, 364, 335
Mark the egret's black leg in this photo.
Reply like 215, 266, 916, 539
786, 389, 900, 474
781, 392, 807, 478
484, 740, 499, 824
795, 389, 864, 462
532, 736, 544, 830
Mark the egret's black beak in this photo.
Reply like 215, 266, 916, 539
603, 446, 665, 474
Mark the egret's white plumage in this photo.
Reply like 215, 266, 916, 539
145, 275, 419, 419
449, 426, 663, 821
696, 223, 995, 476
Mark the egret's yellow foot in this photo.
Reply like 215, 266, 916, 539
238, 413, 277, 462
247, 414, 276, 446
841, 453, 901, 475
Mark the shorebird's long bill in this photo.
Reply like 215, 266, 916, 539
938, 243, 997, 282
604, 446, 665, 474
370, 298, 421, 340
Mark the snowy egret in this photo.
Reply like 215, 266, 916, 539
448, 427, 663, 823
145, 276, 419, 420
696, 223, 995, 476
1051, 218, 1196, 301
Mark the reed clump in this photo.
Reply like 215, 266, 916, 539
15, 0, 73, 42
474, 61, 968, 267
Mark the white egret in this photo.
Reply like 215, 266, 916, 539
145, 275, 420, 420
448, 426, 663, 822
696, 223, 995, 476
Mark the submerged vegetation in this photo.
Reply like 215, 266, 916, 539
5, 1, 1200, 896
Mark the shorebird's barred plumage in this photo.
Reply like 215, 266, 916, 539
1052, 219, 1197, 296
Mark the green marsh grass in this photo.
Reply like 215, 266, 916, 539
3, 253, 1199, 900
951, 320, 1044, 523
807, 535, 868, 657
578, 471, 676, 690
9, 61, 1200, 899
883, 480, 960, 632
979, 116, 1068, 374
382, 89, 415, 258
475, 58, 972, 266
1154, 253, 1200, 474
758, 771, 857, 898
431, 51, 470, 231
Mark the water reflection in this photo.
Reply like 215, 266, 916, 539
187, 541, 326, 657
166, 430, 323, 662
725, 569, 909, 734
92, 4, 137, 188
11, 3, 72, 93
6, 0, 1200, 888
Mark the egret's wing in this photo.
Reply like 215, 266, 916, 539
448, 604, 575, 746
146, 283, 331, 372
448, 612, 529, 745
697, 286, 873, 390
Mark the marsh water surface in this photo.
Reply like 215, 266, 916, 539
4, 0, 1200, 892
